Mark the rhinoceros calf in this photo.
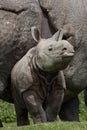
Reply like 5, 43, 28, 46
11, 27, 74, 126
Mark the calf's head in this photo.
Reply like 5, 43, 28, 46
31, 27, 75, 72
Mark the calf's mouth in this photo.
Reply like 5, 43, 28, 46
62, 52, 74, 58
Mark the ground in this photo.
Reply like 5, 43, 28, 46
0, 92, 87, 129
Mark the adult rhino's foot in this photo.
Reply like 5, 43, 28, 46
0, 120, 3, 127
59, 96, 79, 121
0, 81, 13, 103
17, 113, 29, 126
0, 81, 5, 94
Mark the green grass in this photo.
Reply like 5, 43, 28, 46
0, 92, 87, 130
1, 122, 87, 130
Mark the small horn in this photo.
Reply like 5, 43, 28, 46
58, 28, 64, 41
51, 28, 64, 41
51, 30, 60, 41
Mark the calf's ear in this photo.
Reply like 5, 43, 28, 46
31, 26, 41, 43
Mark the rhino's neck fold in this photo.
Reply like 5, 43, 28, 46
32, 56, 58, 86
32, 56, 43, 71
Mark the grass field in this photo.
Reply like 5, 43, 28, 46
1, 121, 87, 130
0, 92, 87, 130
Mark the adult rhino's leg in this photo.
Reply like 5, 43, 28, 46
46, 89, 64, 122
16, 108, 29, 126
0, 80, 13, 103
0, 120, 3, 127
23, 91, 47, 123
84, 87, 87, 106
59, 96, 79, 121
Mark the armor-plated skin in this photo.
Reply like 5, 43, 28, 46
0, 0, 74, 126
0, 0, 53, 104
0, 0, 87, 126
11, 27, 74, 126
39, 0, 87, 121
39, 0, 87, 92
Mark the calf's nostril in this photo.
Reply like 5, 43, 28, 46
62, 47, 67, 51
48, 48, 53, 51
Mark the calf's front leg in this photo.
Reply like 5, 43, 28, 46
46, 89, 64, 122
12, 90, 29, 126
23, 91, 47, 124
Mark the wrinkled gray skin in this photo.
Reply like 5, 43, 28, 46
39, 0, 87, 90
0, 0, 87, 126
0, 0, 74, 126
11, 27, 74, 126
40, 0, 87, 90
0, 0, 47, 127
39, 0, 87, 121
0, 0, 42, 103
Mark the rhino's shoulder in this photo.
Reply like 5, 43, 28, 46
11, 47, 37, 93
11, 47, 36, 79
0, 0, 40, 12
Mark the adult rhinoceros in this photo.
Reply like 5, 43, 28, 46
0, 0, 87, 126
